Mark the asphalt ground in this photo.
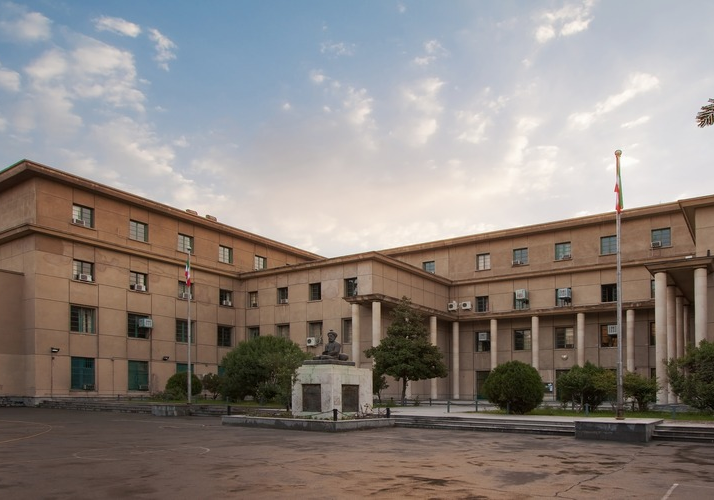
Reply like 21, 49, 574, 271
1, 407, 713, 500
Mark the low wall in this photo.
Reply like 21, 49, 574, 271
575, 418, 663, 442
222, 414, 394, 432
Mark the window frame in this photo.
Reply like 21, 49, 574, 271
476, 296, 489, 313
601, 283, 617, 303
254, 255, 267, 270
277, 287, 289, 304
70, 356, 95, 390
217, 325, 233, 347
276, 324, 290, 339
178, 281, 194, 299
512, 248, 529, 265
555, 326, 574, 349
178, 234, 194, 253
175, 319, 197, 343
72, 260, 94, 281
70, 305, 96, 334
476, 253, 491, 271
247, 326, 260, 339
344, 278, 358, 297
514, 329, 532, 351
128, 360, 149, 391
555, 242, 571, 260
475, 332, 491, 352
342, 318, 352, 344
129, 271, 147, 291
600, 324, 618, 348
129, 220, 148, 242
218, 245, 233, 264
422, 261, 435, 273
127, 314, 151, 339
219, 289, 233, 306
600, 235, 617, 255
309, 283, 322, 301
72, 205, 94, 227
651, 227, 672, 247
248, 291, 258, 308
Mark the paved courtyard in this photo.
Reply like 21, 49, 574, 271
1, 407, 713, 499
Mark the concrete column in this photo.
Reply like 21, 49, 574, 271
654, 272, 668, 403
490, 319, 498, 371
351, 303, 361, 367
667, 285, 677, 402
531, 316, 539, 371
576, 313, 585, 367
675, 296, 684, 359
452, 322, 460, 400
683, 304, 690, 347
430, 315, 438, 400
694, 267, 708, 344
626, 309, 635, 373
371, 301, 381, 348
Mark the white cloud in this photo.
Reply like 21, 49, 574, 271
455, 111, 489, 144
320, 41, 355, 57
93, 16, 141, 37
621, 116, 650, 129
535, 0, 595, 44
413, 39, 448, 66
148, 28, 177, 71
0, 4, 51, 42
0, 63, 21, 91
396, 77, 445, 146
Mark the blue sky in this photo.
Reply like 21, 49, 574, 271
1, 1, 713, 257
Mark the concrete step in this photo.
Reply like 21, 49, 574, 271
652, 424, 714, 443
392, 415, 575, 436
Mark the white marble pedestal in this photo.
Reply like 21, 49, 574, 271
291, 360, 372, 417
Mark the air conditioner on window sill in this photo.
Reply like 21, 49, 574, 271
560, 254, 572, 260
651, 241, 663, 248
138, 318, 153, 329
138, 384, 149, 391
279, 299, 289, 304
72, 218, 89, 227
515, 289, 528, 300
82, 384, 95, 391
221, 300, 233, 307
512, 260, 524, 266
77, 274, 93, 282
131, 284, 146, 292
180, 292, 191, 300
306, 337, 318, 347
477, 332, 490, 342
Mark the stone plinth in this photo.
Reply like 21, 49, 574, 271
575, 418, 663, 442
292, 361, 372, 417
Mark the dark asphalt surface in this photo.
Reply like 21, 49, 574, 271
1, 407, 713, 499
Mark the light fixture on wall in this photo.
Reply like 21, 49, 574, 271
162, 356, 170, 361
561, 354, 568, 360
50, 347, 60, 354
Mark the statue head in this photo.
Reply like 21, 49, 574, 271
327, 330, 337, 340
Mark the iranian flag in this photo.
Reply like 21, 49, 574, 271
185, 257, 191, 287
614, 150, 623, 214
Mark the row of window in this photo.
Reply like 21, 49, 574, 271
69, 357, 197, 391
72, 204, 268, 268
422, 229, 673, 273
247, 278, 359, 307
245, 319, 354, 344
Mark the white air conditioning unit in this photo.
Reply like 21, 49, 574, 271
447, 301, 458, 311
515, 289, 528, 300
180, 292, 191, 300
78, 274, 93, 282
651, 241, 662, 248
306, 337, 317, 347
607, 324, 618, 336
138, 318, 153, 329
138, 384, 149, 391
557, 288, 572, 300
512, 260, 524, 266
221, 299, 232, 307
477, 331, 490, 342
279, 298, 288, 304
460, 301, 472, 310
560, 254, 572, 260
82, 384, 95, 391
131, 284, 146, 292
72, 218, 89, 227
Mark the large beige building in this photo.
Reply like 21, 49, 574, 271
1, 159, 713, 403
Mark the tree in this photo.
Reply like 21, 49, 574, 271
372, 371, 389, 404
667, 340, 714, 411
165, 372, 203, 400
364, 297, 448, 405
623, 371, 659, 412
202, 373, 223, 400
482, 360, 544, 414
557, 362, 614, 411
696, 98, 714, 128
221, 336, 310, 407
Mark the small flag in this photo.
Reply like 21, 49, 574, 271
185, 257, 191, 287
614, 150, 623, 214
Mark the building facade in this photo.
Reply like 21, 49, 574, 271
1, 159, 713, 403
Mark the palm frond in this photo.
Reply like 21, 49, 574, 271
696, 98, 714, 128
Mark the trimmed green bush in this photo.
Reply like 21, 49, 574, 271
482, 360, 544, 414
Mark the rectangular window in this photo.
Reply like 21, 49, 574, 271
512, 248, 528, 265
72, 260, 94, 281
130, 271, 147, 291
71, 357, 95, 390
128, 360, 149, 391
276, 324, 290, 339
651, 227, 671, 247
345, 278, 358, 297
475, 332, 491, 352
555, 287, 572, 307
476, 253, 491, 271
127, 314, 151, 339
247, 326, 260, 339
248, 291, 258, 308
555, 327, 574, 349
476, 296, 489, 313
129, 220, 148, 242
309, 283, 322, 301
649, 322, 656, 346
178, 234, 193, 253
514, 329, 532, 351
600, 324, 618, 347
219, 289, 233, 306
178, 281, 193, 299
422, 261, 435, 273
217, 325, 232, 347
600, 235, 617, 255
176, 319, 197, 343
555, 242, 572, 260
601, 284, 617, 302
277, 287, 289, 304
342, 318, 352, 344
254, 255, 267, 270
72, 205, 94, 227
651, 279, 655, 299
176, 363, 194, 374
70, 306, 95, 333
308, 322, 322, 340
218, 245, 233, 264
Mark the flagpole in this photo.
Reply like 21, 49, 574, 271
186, 247, 192, 407
614, 150, 624, 420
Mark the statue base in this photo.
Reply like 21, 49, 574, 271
292, 362, 372, 417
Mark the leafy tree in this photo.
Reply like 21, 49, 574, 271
202, 373, 223, 400
365, 297, 448, 405
557, 362, 614, 411
696, 98, 714, 128
165, 372, 203, 400
372, 371, 389, 404
667, 340, 714, 411
623, 371, 659, 412
221, 336, 310, 408
482, 360, 544, 414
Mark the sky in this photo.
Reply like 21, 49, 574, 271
1, 1, 713, 258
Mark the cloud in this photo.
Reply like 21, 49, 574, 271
0, 62, 21, 91
413, 39, 448, 66
621, 116, 650, 129
396, 77, 445, 146
148, 28, 177, 71
568, 72, 660, 130
0, 3, 52, 42
535, 0, 596, 43
320, 41, 355, 57
93, 16, 141, 38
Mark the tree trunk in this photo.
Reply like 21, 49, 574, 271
401, 379, 408, 406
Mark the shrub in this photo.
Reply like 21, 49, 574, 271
164, 372, 203, 400
667, 340, 714, 411
623, 371, 659, 411
557, 362, 614, 411
482, 360, 544, 414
